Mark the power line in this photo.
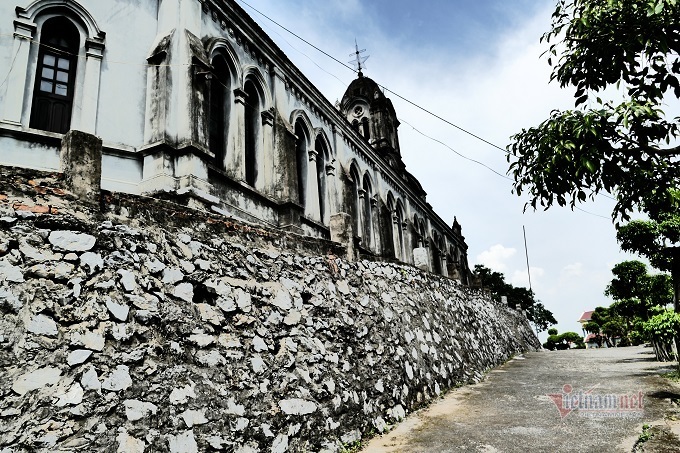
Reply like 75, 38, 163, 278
400, 118, 512, 180
236, 0, 510, 155
575, 206, 611, 220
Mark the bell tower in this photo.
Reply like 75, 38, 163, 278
340, 44, 404, 173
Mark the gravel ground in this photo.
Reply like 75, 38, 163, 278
363, 346, 680, 453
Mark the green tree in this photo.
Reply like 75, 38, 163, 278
543, 329, 585, 350
508, 0, 680, 221
588, 306, 623, 347
617, 211, 680, 311
605, 261, 651, 306
583, 320, 603, 347
604, 261, 673, 344
473, 265, 547, 315
507, 0, 680, 358
644, 309, 680, 361
527, 302, 558, 334
583, 321, 599, 334
559, 331, 585, 348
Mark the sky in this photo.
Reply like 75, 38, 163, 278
236, 0, 647, 341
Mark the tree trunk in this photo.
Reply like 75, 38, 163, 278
652, 340, 675, 362
672, 250, 680, 369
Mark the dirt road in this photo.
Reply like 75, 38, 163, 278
363, 346, 680, 452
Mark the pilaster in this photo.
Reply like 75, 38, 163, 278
1, 20, 36, 128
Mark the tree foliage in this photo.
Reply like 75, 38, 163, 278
543, 329, 585, 350
644, 308, 680, 361
617, 211, 680, 273
508, 0, 680, 220
527, 302, 558, 333
472, 265, 557, 332
644, 309, 680, 344
605, 260, 673, 319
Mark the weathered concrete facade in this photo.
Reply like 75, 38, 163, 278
0, 168, 539, 452
0, 0, 471, 281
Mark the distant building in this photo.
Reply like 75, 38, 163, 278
0, 0, 472, 282
578, 310, 595, 347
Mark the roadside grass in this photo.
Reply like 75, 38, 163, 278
632, 424, 656, 452
663, 370, 680, 383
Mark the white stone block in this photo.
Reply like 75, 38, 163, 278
279, 398, 317, 415
48, 231, 96, 252
27, 314, 58, 336
413, 247, 429, 271
67, 349, 93, 367
12, 367, 62, 395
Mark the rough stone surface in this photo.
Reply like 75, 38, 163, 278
67, 349, 93, 367
26, 314, 58, 336
125, 399, 159, 422
11, 367, 62, 396
0, 168, 539, 452
48, 230, 96, 252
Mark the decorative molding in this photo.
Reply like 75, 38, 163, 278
261, 109, 274, 127
325, 159, 336, 176
233, 88, 247, 105
13, 20, 36, 39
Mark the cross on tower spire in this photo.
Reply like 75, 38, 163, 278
349, 39, 369, 77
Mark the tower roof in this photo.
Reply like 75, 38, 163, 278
341, 75, 382, 104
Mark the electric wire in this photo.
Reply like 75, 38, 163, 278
0, 26, 617, 220
0, 39, 22, 92
235, 0, 510, 155
238, 8, 347, 88
400, 118, 512, 180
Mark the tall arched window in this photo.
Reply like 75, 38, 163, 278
244, 80, 261, 187
315, 136, 328, 222
395, 201, 405, 260
350, 164, 362, 236
295, 120, 309, 207
432, 231, 443, 275
209, 55, 230, 168
30, 17, 80, 133
414, 215, 424, 247
361, 174, 373, 246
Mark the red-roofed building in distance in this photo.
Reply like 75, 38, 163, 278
578, 311, 599, 348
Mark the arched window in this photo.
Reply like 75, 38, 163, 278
361, 117, 370, 140
244, 80, 261, 187
361, 174, 373, 246
352, 119, 360, 133
432, 231, 443, 275
209, 55, 230, 168
315, 136, 328, 222
414, 215, 424, 247
295, 120, 309, 207
395, 201, 405, 260
30, 17, 79, 133
350, 164, 362, 236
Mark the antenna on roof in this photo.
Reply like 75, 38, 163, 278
349, 39, 369, 77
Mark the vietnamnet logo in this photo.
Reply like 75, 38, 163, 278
547, 384, 644, 419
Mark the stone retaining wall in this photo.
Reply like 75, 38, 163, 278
0, 167, 539, 452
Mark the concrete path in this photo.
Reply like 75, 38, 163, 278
363, 346, 680, 452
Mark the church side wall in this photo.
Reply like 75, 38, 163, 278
0, 0, 472, 279
0, 167, 540, 452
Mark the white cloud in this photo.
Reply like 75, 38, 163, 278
511, 267, 545, 288
561, 263, 584, 279
476, 244, 517, 273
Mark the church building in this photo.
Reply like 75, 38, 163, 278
0, 0, 471, 282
